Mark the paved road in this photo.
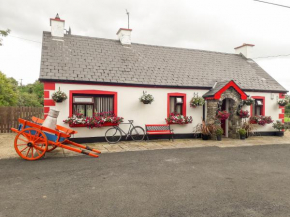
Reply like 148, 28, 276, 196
1, 145, 290, 217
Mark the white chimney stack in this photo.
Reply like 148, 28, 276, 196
234, 43, 255, 59
50, 13, 65, 37
116, 28, 132, 46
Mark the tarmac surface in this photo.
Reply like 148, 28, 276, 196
1, 144, 290, 217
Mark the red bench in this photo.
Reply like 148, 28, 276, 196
145, 124, 174, 141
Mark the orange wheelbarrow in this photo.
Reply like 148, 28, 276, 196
11, 118, 101, 161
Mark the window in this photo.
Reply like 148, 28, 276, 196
167, 93, 186, 116
73, 95, 114, 117
69, 90, 117, 117
251, 96, 265, 116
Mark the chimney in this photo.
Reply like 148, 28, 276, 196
50, 13, 65, 37
116, 28, 132, 46
234, 43, 255, 59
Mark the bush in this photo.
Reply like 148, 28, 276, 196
238, 129, 247, 136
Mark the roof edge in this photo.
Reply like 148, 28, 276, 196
39, 79, 288, 93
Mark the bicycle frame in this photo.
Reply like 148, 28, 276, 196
113, 122, 135, 140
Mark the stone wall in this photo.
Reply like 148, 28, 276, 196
206, 87, 242, 139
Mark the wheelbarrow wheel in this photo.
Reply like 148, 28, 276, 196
14, 128, 48, 161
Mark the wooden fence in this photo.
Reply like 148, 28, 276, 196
0, 107, 43, 133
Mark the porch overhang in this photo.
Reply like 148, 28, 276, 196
203, 80, 248, 100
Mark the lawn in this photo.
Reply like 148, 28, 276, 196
285, 116, 290, 122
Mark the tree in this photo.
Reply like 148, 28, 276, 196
18, 92, 42, 107
0, 71, 18, 106
0, 29, 10, 46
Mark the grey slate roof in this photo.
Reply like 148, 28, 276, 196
39, 31, 287, 92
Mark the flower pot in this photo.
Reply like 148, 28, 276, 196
202, 134, 210, 140
142, 101, 151, 104
240, 135, 246, 140
276, 131, 284, 137
55, 100, 63, 103
216, 135, 222, 141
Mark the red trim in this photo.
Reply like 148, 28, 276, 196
167, 93, 186, 117
282, 108, 285, 114
234, 43, 255, 49
44, 107, 50, 113
279, 114, 284, 119
250, 96, 265, 116
43, 82, 55, 90
214, 80, 247, 100
69, 90, 117, 117
44, 114, 48, 119
44, 91, 50, 98
116, 28, 132, 35
279, 93, 285, 99
44, 99, 55, 106
279, 105, 285, 109
282, 119, 285, 123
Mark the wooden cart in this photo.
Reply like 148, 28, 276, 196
11, 118, 101, 161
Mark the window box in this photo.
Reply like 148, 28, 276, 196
69, 122, 119, 128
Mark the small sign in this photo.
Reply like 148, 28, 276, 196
73, 97, 94, 103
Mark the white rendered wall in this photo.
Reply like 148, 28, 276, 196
51, 20, 64, 37
50, 83, 281, 138
52, 83, 207, 138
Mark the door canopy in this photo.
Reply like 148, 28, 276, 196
203, 80, 248, 100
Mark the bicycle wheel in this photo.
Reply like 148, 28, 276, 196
130, 126, 145, 141
105, 127, 122, 144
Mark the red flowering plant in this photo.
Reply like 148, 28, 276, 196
249, 115, 273, 126
216, 110, 230, 121
238, 109, 250, 119
165, 112, 193, 124
64, 111, 124, 128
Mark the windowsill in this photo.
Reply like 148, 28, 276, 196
167, 122, 191, 125
69, 122, 119, 128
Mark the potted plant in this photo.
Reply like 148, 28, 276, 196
243, 97, 255, 106
215, 127, 223, 141
190, 97, 205, 108
194, 121, 215, 140
278, 99, 289, 106
166, 113, 193, 124
140, 91, 154, 104
216, 110, 230, 121
52, 87, 67, 103
238, 109, 250, 119
242, 121, 256, 138
238, 128, 247, 140
272, 120, 286, 136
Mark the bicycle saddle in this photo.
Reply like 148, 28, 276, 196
128, 120, 134, 123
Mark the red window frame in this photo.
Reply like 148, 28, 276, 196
250, 96, 265, 116
69, 90, 118, 116
167, 93, 186, 117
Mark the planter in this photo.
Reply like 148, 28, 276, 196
202, 134, 211, 140
142, 101, 151, 104
276, 131, 284, 137
240, 135, 246, 140
69, 122, 119, 128
216, 135, 222, 141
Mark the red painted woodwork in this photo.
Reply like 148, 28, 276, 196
282, 108, 285, 114
213, 80, 247, 100
44, 99, 55, 106
167, 93, 186, 117
43, 82, 55, 90
44, 107, 50, 113
69, 90, 118, 117
279, 93, 285, 99
250, 96, 265, 116
44, 91, 50, 98
279, 114, 284, 119
279, 105, 285, 109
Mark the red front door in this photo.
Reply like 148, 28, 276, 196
221, 100, 226, 136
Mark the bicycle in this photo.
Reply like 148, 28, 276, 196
105, 120, 145, 144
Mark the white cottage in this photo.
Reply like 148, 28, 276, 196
40, 15, 288, 142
